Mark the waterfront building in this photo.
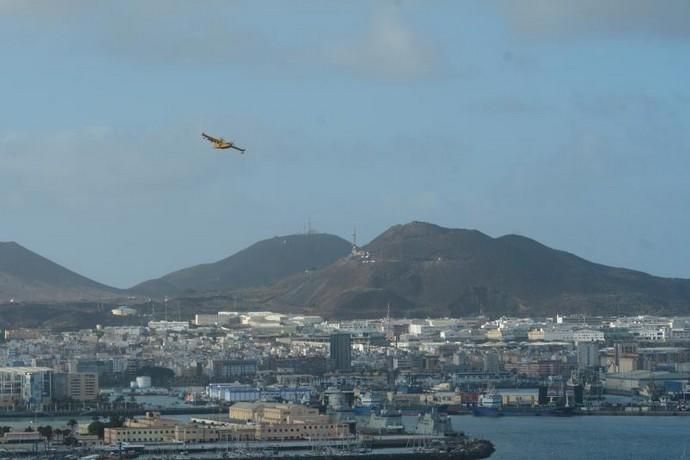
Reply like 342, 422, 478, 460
207, 383, 313, 403
497, 388, 540, 406
229, 402, 267, 422
262, 403, 319, 424
0, 366, 53, 410
604, 370, 690, 394
256, 418, 350, 441
104, 426, 175, 444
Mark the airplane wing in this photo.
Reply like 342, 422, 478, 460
201, 133, 218, 143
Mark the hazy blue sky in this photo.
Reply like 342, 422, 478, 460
1, 1, 689, 288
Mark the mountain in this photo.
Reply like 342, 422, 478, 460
131, 233, 352, 297
269, 222, 690, 319
0, 242, 122, 303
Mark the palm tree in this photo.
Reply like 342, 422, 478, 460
97, 392, 110, 410
114, 395, 125, 409
67, 419, 78, 438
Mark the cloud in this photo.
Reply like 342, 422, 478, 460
493, 0, 690, 39
325, 5, 436, 79
0, 126, 221, 210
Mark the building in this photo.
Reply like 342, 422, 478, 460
104, 412, 178, 444
261, 403, 319, 424
576, 342, 601, 370
148, 321, 190, 332
604, 343, 639, 373
53, 372, 99, 401
194, 314, 239, 327
497, 388, 540, 406
604, 370, 690, 394
573, 329, 605, 343
3, 329, 44, 341
0, 431, 45, 444
210, 359, 258, 380
208, 383, 313, 403
229, 402, 266, 422
69, 359, 113, 377
0, 367, 53, 410
329, 333, 352, 371
256, 418, 350, 441
111, 306, 137, 316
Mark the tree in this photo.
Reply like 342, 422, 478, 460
97, 392, 110, 410
113, 395, 125, 408
87, 421, 106, 439
63, 434, 78, 446
37, 425, 53, 441
67, 419, 78, 434
88, 415, 126, 439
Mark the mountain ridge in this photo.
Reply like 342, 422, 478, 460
0, 241, 122, 302
4, 222, 690, 323
265, 221, 690, 318
130, 233, 352, 297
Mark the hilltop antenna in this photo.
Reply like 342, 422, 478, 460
352, 227, 358, 247
307, 218, 313, 235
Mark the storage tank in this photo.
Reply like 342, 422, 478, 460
136, 376, 152, 389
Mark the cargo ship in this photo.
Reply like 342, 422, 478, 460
471, 391, 503, 417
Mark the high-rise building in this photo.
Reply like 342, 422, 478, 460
53, 372, 99, 401
329, 333, 352, 371
576, 342, 601, 370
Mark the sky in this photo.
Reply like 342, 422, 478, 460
1, 0, 690, 288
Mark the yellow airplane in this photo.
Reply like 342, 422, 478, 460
202, 132, 246, 154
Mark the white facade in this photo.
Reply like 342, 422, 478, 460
573, 329, 605, 343
148, 321, 190, 332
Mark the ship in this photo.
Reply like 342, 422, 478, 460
472, 390, 503, 417
500, 405, 575, 417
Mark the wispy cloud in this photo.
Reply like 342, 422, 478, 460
0, 126, 219, 210
325, 5, 437, 80
493, 0, 690, 39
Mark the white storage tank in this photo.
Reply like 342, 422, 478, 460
136, 376, 152, 389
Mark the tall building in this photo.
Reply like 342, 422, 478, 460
576, 342, 600, 370
53, 372, 99, 401
0, 367, 53, 410
329, 333, 352, 371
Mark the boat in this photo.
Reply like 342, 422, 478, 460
472, 390, 503, 417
